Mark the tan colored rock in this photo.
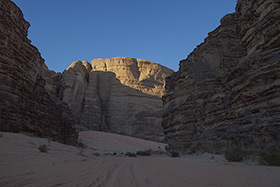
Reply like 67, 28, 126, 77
78, 71, 103, 131
91, 57, 171, 97
60, 61, 92, 122
59, 57, 173, 141
0, 0, 78, 145
41, 64, 61, 100
163, 0, 280, 153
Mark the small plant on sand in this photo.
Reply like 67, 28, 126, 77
93, 152, 100, 157
153, 151, 165, 155
258, 149, 280, 166
47, 137, 53, 146
38, 144, 49, 153
225, 149, 247, 162
136, 149, 152, 156
171, 151, 180, 157
125, 152, 136, 157
77, 141, 88, 156
78, 142, 87, 149
0, 133, 3, 138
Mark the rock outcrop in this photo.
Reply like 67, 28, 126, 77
0, 0, 78, 144
163, 0, 280, 153
53, 58, 173, 141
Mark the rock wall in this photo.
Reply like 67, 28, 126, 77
52, 58, 174, 141
163, 0, 280, 153
0, 0, 78, 145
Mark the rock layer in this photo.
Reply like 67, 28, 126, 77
55, 58, 173, 141
163, 0, 280, 153
0, 0, 77, 144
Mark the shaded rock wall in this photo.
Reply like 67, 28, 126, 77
50, 58, 174, 141
0, 0, 77, 144
163, 0, 280, 153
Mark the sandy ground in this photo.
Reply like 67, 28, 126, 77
79, 131, 166, 154
0, 131, 280, 187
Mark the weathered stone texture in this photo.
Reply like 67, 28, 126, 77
163, 0, 280, 153
0, 0, 77, 144
57, 58, 173, 141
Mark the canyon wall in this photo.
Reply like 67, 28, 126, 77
0, 0, 78, 144
45, 58, 173, 141
163, 0, 280, 153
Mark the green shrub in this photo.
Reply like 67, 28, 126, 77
125, 152, 136, 157
258, 149, 280, 166
171, 151, 180, 157
225, 149, 247, 162
136, 149, 152, 156
38, 144, 49, 153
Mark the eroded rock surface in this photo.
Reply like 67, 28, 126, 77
0, 0, 77, 144
163, 0, 280, 153
56, 58, 173, 141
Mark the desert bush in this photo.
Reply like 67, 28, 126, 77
171, 151, 180, 157
153, 151, 165, 155
47, 137, 53, 146
38, 144, 49, 153
78, 142, 87, 149
136, 149, 152, 156
125, 152, 136, 157
93, 152, 100, 157
258, 149, 280, 166
225, 149, 247, 162
0, 133, 3, 137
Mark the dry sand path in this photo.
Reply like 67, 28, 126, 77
1, 132, 280, 187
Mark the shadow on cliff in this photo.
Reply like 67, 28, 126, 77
59, 68, 166, 142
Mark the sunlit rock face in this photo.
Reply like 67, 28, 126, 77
51, 57, 174, 141
0, 0, 78, 145
163, 0, 280, 153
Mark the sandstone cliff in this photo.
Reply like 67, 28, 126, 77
49, 58, 174, 141
0, 0, 78, 144
163, 0, 280, 153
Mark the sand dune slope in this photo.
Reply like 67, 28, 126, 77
0, 131, 280, 187
79, 131, 166, 154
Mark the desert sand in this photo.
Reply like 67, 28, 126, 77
0, 131, 280, 187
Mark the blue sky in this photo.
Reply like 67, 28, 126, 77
12, 0, 237, 72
